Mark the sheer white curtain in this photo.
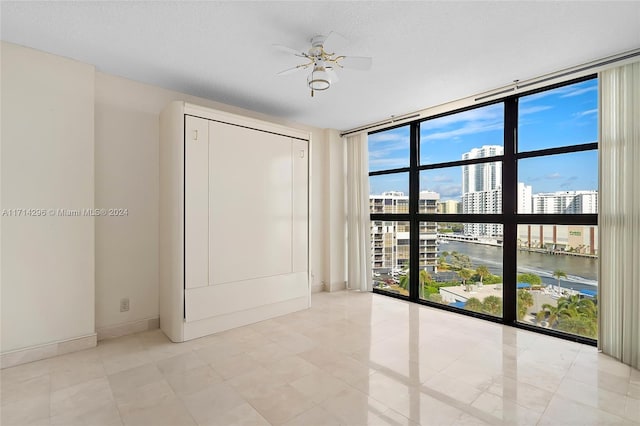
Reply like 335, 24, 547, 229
599, 61, 640, 369
345, 133, 372, 291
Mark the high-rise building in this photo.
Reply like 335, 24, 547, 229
518, 182, 533, 214
370, 191, 440, 272
531, 190, 598, 214
462, 146, 503, 193
462, 146, 504, 236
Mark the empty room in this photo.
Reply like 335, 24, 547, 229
1, 1, 639, 425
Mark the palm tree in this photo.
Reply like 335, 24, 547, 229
398, 273, 409, 291
553, 270, 567, 291
557, 294, 597, 320
458, 268, 473, 288
418, 269, 432, 299
482, 296, 503, 316
465, 297, 483, 312
419, 269, 432, 285
517, 289, 534, 320
536, 303, 562, 326
399, 268, 432, 298
517, 273, 542, 287
475, 265, 490, 284
536, 294, 596, 327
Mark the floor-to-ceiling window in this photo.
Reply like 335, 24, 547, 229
369, 76, 598, 343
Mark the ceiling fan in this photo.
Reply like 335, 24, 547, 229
274, 32, 372, 96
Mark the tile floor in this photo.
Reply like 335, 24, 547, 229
1, 290, 639, 425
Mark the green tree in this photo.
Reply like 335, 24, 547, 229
517, 273, 542, 287
451, 223, 464, 233
557, 317, 597, 338
482, 296, 503, 316
553, 270, 567, 290
557, 294, 597, 320
475, 265, 490, 284
465, 297, 483, 312
536, 294, 597, 335
398, 268, 432, 298
399, 273, 408, 290
483, 274, 502, 284
536, 303, 562, 325
420, 269, 432, 285
517, 289, 534, 320
458, 268, 473, 286
450, 252, 471, 269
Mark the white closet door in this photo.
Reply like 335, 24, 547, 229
184, 116, 209, 289
208, 121, 293, 285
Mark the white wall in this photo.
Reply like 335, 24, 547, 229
95, 72, 328, 331
1, 42, 95, 352
0, 42, 332, 351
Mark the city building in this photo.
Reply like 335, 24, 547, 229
518, 224, 599, 255
462, 145, 504, 193
370, 191, 439, 272
437, 199, 461, 214
518, 182, 533, 214
531, 190, 598, 214
461, 146, 504, 236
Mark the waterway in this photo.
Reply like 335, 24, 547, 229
442, 240, 598, 293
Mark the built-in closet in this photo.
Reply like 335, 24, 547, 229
159, 102, 310, 342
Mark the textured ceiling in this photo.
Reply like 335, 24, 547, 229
2, 1, 639, 130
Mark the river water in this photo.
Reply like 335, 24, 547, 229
443, 241, 598, 293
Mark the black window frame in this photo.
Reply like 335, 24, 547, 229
369, 74, 598, 346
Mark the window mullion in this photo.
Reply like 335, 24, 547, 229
503, 97, 518, 324
409, 122, 420, 301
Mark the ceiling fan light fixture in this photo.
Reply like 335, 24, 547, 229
307, 65, 330, 91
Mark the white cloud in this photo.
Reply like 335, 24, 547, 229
520, 85, 574, 103
574, 108, 597, 118
369, 157, 408, 169
560, 85, 597, 98
432, 184, 462, 198
422, 121, 503, 141
419, 103, 504, 142
431, 174, 454, 183
545, 172, 562, 180
420, 104, 503, 132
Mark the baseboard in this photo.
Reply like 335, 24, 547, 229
1, 333, 97, 369
96, 317, 160, 341
311, 283, 324, 293
325, 281, 346, 292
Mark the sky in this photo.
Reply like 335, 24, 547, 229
368, 78, 599, 200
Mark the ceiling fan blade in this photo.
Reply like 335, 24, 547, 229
322, 31, 348, 53
272, 44, 306, 57
338, 56, 372, 71
276, 64, 309, 76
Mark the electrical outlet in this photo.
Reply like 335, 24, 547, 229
120, 298, 130, 312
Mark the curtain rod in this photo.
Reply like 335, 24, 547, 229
340, 48, 640, 138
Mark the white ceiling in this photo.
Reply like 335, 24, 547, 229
2, 1, 639, 130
